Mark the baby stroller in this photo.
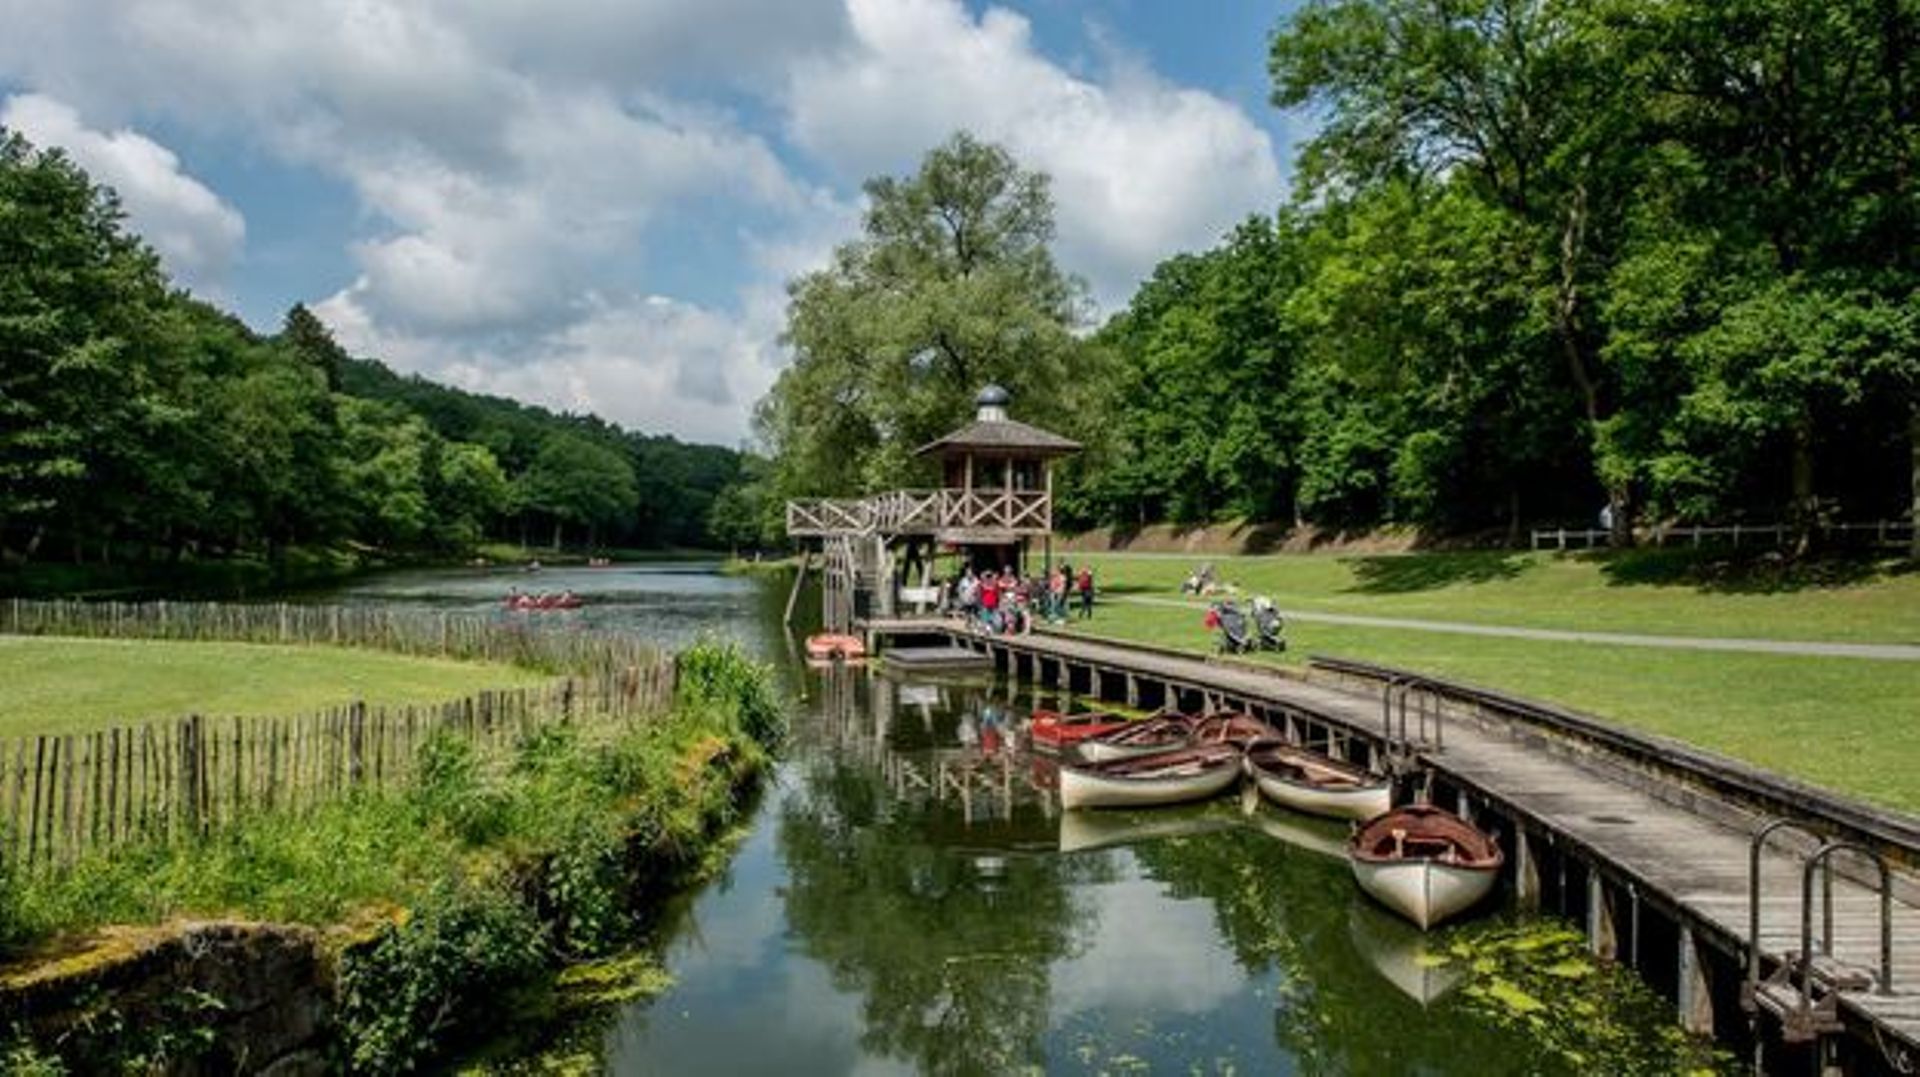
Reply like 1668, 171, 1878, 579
1250, 596, 1286, 652
1180, 563, 1218, 596
1208, 601, 1252, 654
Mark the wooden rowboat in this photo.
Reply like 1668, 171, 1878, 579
1058, 743, 1243, 810
1070, 712, 1195, 764
1348, 805, 1502, 930
1243, 738, 1393, 821
1191, 712, 1272, 747
1029, 709, 1130, 753
804, 633, 867, 661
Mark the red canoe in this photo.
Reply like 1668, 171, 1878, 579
1029, 709, 1130, 753
805, 633, 867, 661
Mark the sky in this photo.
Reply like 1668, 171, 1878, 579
0, 0, 1310, 446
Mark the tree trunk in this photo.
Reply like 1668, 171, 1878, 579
1910, 404, 1919, 559
1507, 488, 1522, 548
1552, 186, 1630, 548
551, 518, 563, 551
1790, 417, 1816, 557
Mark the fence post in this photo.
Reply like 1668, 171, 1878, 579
349, 702, 367, 788
180, 715, 203, 838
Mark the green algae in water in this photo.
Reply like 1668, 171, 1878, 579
456, 952, 676, 1075
1440, 919, 1740, 1076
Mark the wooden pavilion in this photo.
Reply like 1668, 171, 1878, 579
785, 385, 1080, 630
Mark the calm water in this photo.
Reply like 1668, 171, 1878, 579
323, 564, 1709, 1075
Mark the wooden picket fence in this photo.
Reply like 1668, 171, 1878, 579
0, 600, 681, 875
0, 597, 660, 675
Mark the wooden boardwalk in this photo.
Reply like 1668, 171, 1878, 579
865, 617, 1920, 1059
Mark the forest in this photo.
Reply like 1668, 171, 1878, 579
753, 0, 1920, 551
0, 129, 745, 582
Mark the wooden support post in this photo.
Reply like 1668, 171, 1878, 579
1587, 870, 1618, 961
784, 548, 812, 626
1677, 925, 1714, 1037
1124, 674, 1139, 707
1515, 831, 1542, 911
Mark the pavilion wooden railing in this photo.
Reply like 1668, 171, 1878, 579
938, 488, 1050, 532
786, 488, 1052, 538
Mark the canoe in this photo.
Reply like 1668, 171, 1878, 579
1243, 738, 1393, 821
804, 633, 867, 661
1058, 743, 1244, 810
1070, 712, 1196, 764
1029, 709, 1130, 753
1348, 805, 1503, 930
1191, 712, 1272, 747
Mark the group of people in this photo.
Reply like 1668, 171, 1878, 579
946, 562, 1095, 635
504, 587, 581, 611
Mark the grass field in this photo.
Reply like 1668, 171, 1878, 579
1056, 549, 1920, 812
1065, 549, 1920, 643
0, 637, 548, 737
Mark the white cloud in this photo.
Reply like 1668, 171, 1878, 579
784, 0, 1281, 307
0, 93, 245, 290
317, 286, 782, 445
0, 0, 1287, 441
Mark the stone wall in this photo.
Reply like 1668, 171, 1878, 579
0, 920, 347, 1074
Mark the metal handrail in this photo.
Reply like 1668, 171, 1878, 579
1800, 841, 1895, 1007
1747, 819, 1828, 1006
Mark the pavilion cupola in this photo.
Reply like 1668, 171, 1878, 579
974, 383, 1011, 423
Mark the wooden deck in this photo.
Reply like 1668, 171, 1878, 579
862, 617, 1920, 1058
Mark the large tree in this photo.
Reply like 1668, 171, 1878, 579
756, 132, 1098, 499
1272, 0, 1648, 542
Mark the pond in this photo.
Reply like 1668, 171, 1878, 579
320, 563, 1726, 1074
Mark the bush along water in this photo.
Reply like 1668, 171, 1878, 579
0, 640, 783, 1075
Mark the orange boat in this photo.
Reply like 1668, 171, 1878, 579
1029, 709, 1129, 753
804, 633, 867, 661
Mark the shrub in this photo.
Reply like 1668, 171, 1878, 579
675, 637, 785, 745
334, 876, 548, 1074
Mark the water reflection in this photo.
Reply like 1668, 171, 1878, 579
603, 665, 1595, 1075
318, 567, 1715, 1074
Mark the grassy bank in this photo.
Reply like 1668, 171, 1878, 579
0, 639, 783, 1073
1068, 548, 1919, 643
1058, 548, 1920, 812
0, 637, 548, 737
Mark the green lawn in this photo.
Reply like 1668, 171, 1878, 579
0, 637, 548, 737
1059, 602, 1920, 812
1066, 548, 1920, 644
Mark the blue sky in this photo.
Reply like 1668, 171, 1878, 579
0, 0, 1310, 444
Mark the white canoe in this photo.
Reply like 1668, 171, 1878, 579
1243, 739, 1393, 822
1070, 714, 1194, 765
1059, 744, 1242, 810
1348, 805, 1502, 930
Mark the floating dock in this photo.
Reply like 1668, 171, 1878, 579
882, 644, 994, 671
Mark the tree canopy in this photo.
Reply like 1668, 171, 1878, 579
0, 127, 747, 576
755, 132, 1107, 502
